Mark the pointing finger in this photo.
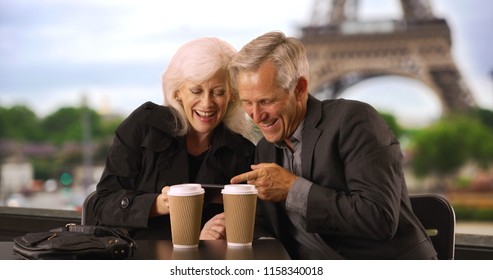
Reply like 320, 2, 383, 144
230, 171, 256, 184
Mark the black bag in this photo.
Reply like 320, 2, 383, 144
13, 223, 137, 260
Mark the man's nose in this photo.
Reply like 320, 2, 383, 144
251, 104, 263, 123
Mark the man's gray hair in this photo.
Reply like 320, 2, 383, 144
229, 31, 309, 93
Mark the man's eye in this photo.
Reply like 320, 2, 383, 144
260, 100, 273, 105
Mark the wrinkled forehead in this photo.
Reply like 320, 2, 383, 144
237, 75, 287, 104
238, 61, 279, 87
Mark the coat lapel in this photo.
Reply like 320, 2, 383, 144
301, 95, 322, 179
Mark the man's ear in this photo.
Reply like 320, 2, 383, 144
295, 76, 308, 101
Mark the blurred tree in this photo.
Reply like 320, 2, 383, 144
470, 108, 493, 131
42, 107, 83, 144
379, 111, 404, 140
41, 107, 105, 145
465, 109, 493, 169
410, 114, 493, 189
0, 104, 122, 144
0, 105, 42, 140
99, 115, 124, 138
0, 107, 7, 138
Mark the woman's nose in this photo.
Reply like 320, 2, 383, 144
200, 93, 212, 105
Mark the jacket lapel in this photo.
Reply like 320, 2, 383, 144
301, 95, 322, 179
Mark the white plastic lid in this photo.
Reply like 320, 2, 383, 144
221, 184, 258, 195
168, 183, 205, 196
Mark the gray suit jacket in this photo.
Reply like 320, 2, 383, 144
254, 95, 436, 259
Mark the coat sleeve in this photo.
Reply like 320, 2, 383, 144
305, 101, 403, 241
93, 103, 159, 228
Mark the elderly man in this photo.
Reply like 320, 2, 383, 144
229, 31, 436, 260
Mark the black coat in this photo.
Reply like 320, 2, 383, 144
93, 102, 255, 240
254, 96, 437, 259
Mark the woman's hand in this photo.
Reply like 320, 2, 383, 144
200, 212, 226, 240
150, 186, 170, 217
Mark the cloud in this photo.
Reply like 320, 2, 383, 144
1, 0, 491, 121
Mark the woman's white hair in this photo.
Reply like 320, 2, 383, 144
162, 37, 258, 143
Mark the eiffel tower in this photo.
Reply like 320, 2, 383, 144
301, 0, 476, 112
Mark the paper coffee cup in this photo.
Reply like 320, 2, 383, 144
221, 184, 258, 247
168, 184, 205, 248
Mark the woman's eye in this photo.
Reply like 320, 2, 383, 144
212, 89, 225, 96
189, 88, 202, 94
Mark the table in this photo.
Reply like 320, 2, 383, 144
0, 239, 290, 260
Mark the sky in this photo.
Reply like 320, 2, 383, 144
1, 0, 492, 128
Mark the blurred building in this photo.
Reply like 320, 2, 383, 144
0, 156, 33, 195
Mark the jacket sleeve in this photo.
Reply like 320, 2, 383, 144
304, 101, 403, 241
93, 103, 159, 228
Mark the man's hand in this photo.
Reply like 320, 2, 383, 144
230, 163, 297, 202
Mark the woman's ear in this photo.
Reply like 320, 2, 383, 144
174, 90, 182, 102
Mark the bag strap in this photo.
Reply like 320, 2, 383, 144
65, 223, 97, 234
68, 223, 138, 251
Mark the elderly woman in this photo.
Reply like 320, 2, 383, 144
92, 37, 257, 240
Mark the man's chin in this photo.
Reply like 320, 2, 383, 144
263, 134, 280, 143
